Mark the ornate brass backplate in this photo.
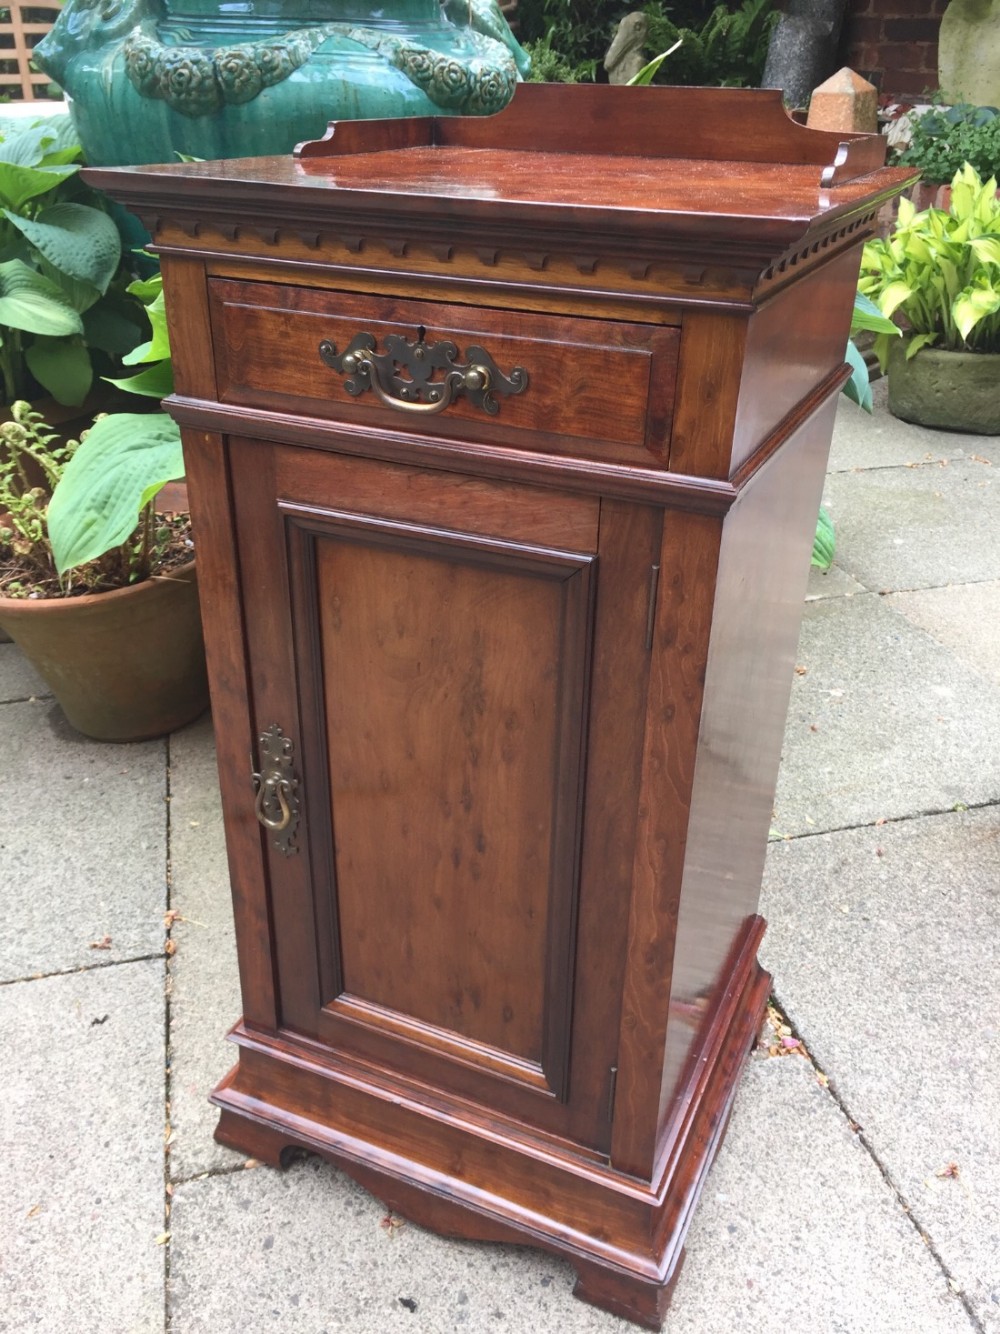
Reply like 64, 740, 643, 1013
319, 332, 529, 417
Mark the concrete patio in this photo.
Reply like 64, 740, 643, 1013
2, 379, 998, 1334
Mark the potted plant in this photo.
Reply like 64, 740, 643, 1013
0, 114, 206, 744
893, 101, 1000, 205
0, 394, 207, 741
0, 265, 203, 741
858, 162, 1000, 434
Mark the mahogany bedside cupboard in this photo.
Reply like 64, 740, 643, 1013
86, 86, 912, 1329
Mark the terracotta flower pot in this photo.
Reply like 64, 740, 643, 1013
888, 338, 1000, 434
0, 561, 209, 741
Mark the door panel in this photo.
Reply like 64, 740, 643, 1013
286, 508, 593, 1100
231, 438, 656, 1150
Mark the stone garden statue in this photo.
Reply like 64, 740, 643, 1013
940, 0, 1000, 108
35, 0, 529, 165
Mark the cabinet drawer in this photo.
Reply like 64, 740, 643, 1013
208, 280, 679, 466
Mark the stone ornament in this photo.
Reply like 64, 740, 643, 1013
34, 0, 528, 164
940, 0, 1000, 109
604, 13, 650, 86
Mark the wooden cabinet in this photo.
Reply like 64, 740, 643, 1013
87, 86, 911, 1329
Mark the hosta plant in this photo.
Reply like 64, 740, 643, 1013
859, 162, 1000, 368
0, 117, 144, 407
0, 399, 185, 598
811, 292, 902, 571
105, 270, 173, 400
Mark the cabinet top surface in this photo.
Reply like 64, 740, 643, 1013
86, 86, 914, 253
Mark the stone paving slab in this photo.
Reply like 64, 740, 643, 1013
773, 592, 1000, 836
0, 699, 167, 982
167, 714, 243, 1181
828, 380, 1000, 473
823, 453, 1000, 593
0, 642, 49, 703
0, 959, 166, 1334
888, 579, 1000, 688
806, 563, 868, 601
674, 1054, 971, 1334
166, 1054, 970, 1334
761, 807, 1000, 1330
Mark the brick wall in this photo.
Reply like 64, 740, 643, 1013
840, 0, 946, 100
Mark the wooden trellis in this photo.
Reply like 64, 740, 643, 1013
0, 2, 60, 101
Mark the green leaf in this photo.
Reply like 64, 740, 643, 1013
126, 274, 164, 303
0, 122, 59, 168
970, 235, 1000, 266
122, 290, 170, 365
4, 203, 121, 295
841, 338, 873, 412
627, 37, 683, 85
879, 280, 915, 318
0, 116, 82, 169
39, 146, 85, 169
0, 161, 79, 213
0, 258, 84, 336
953, 286, 1000, 340
48, 413, 184, 574
905, 332, 939, 359
37, 256, 102, 315
872, 330, 894, 373
950, 174, 976, 223
850, 291, 901, 337
896, 195, 915, 228
812, 506, 835, 570
32, 115, 83, 161
25, 335, 93, 405
105, 359, 174, 398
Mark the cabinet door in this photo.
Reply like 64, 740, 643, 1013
231, 438, 660, 1153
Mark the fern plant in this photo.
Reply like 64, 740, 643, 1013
642, 0, 778, 88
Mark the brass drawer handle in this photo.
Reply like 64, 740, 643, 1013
252, 724, 300, 856
319, 331, 528, 417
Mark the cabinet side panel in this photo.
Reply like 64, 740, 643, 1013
730, 246, 862, 476
656, 394, 838, 1134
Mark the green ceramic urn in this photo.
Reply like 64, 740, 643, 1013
34, 0, 528, 166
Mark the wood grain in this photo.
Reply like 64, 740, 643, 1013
657, 394, 841, 1133
114, 89, 914, 1328
179, 429, 278, 1030
611, 509, 723, 1179
311, 517, 594, 1090
160, 256, 218, 401
209, 279, 678, 466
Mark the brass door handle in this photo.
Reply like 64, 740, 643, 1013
252, 724, 300, 856
319, 331, 528, 417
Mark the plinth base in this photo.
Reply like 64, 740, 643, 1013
212, 952, 770, 1330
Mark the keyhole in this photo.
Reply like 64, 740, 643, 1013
416, 325, 426, 344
